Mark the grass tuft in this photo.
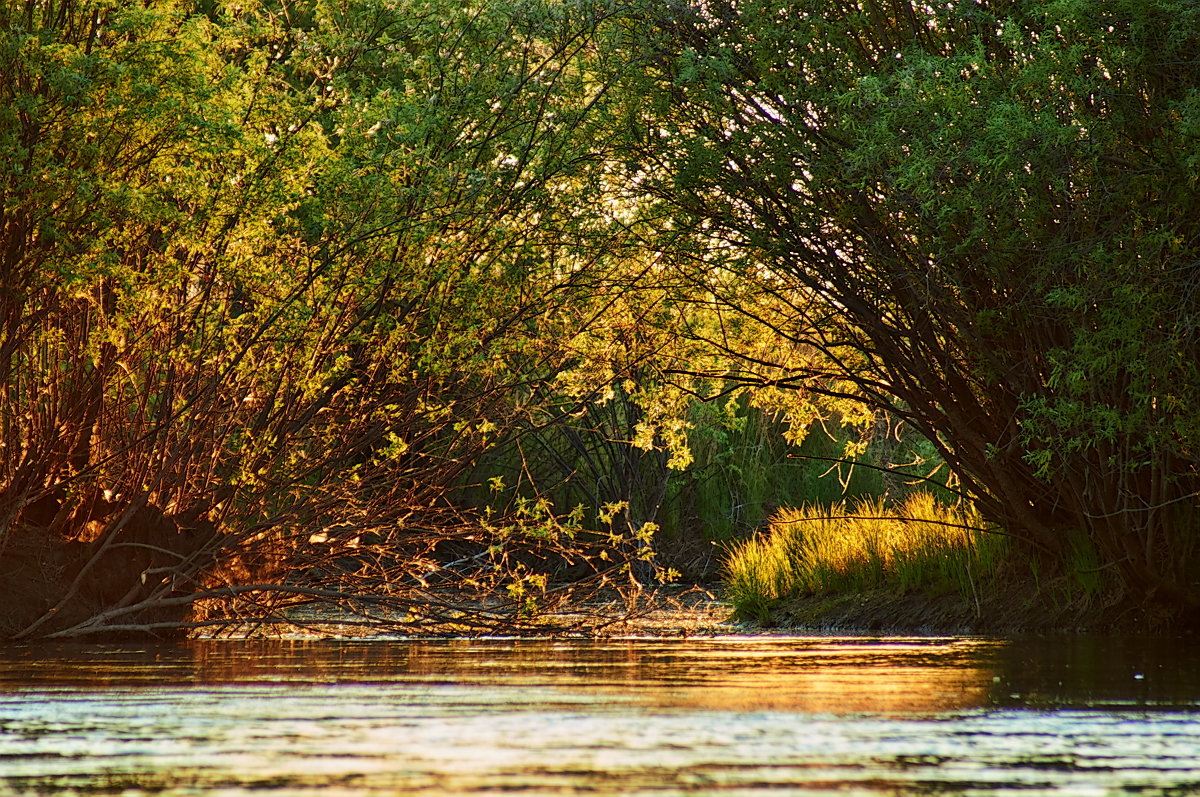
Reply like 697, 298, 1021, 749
723, 492, 1004, 622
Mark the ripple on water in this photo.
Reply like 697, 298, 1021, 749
0, 636, 1198, 795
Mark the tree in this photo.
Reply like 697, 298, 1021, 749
0, 0, 664, 639
615, 0, 1200, 619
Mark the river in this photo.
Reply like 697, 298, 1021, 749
1, 635, 1198, 794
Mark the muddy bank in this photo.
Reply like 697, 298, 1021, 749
762, 584, 1195, 636
262, 585, 739, 639
224, 583, 1196, 640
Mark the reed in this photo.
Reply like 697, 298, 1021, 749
724, 492, 1004, 621
661, 406, 887, 536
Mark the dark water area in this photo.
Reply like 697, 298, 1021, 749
0, 635, 1198, 794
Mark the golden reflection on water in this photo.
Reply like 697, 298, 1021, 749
4, 636, 1003, 715
4, 636, 1200, 796
570, 638, 1001, 714
644, 657, 996, 714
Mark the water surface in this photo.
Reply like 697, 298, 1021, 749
1, 635, 1198, 794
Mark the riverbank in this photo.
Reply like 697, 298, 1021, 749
764, 580, 1199, 636
555, 580, 1190, 637
244, 581, 1191, 640
269, 585, 740, 639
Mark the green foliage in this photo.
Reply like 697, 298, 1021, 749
661, 401, 887, 543
14, 0, 1196, 636
616, 0, 1200, 614
0, 0, 659, 638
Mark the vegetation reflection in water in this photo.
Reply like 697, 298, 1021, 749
1, 636, 1199, 795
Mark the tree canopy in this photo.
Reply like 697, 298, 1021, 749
2, 0, 1198, 637
615, 0, 1200, 615
0, 0, 685, 637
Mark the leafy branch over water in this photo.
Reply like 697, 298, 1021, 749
1, 0, 1198, 638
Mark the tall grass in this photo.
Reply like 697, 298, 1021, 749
655, 405, 899, 549
724, 493, 1005, 622
466, 398, 963, 585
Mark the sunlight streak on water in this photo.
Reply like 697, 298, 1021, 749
0, 636, 1198, 794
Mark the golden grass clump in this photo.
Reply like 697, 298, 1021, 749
724, 492, 1001, 621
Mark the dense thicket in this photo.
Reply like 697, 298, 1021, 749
616, 0, 1200, 619
6, 0, 1197, 637
0, 0, 694, 638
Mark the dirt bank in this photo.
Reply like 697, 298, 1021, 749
259, 584, 740, 639
218, 582, 1196, 640
765, 584, 1193, 636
